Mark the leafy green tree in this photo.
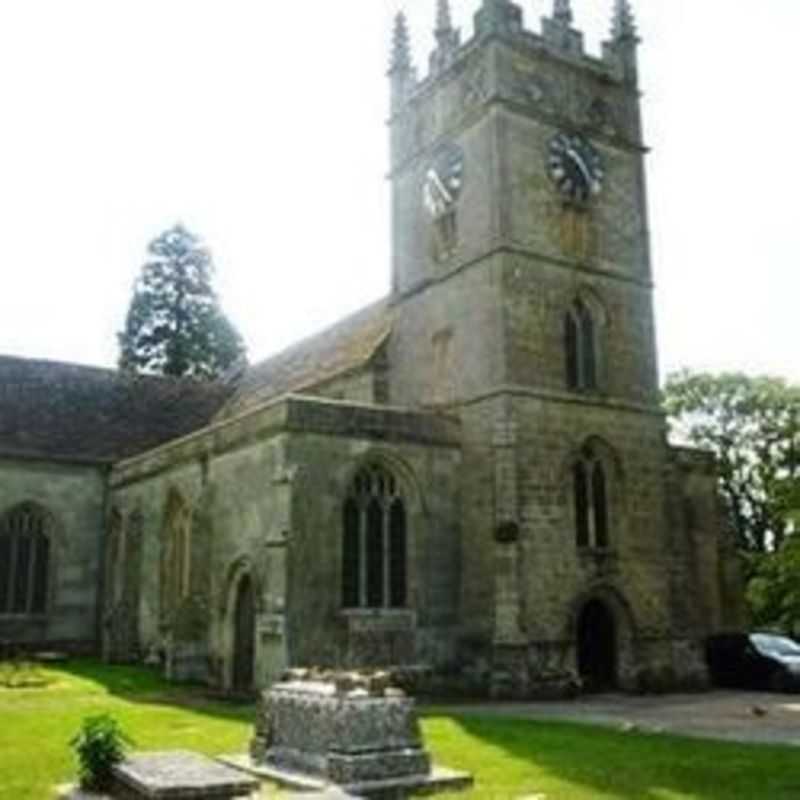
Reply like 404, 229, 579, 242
118, 225, 246, 379
747, 535, 800, 634
663, 370, 800, 554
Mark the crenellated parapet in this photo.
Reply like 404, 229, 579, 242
541, 0, 585, 59
390, 0, 640, 122
388, 0, 643, 175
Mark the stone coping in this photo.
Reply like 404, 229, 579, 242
273, 682, 408, 701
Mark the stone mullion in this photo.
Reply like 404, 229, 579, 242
586, 459, 597, 548
115, 529, 124, 603
382, 502, 391, 610
358, 504, 367, 608
26, 535, 37, 614
182, 518, 191, 598
573, 309, 584, 389
11, 535, 20, 613
4, 535, 16, 613
177, 514, 187, 600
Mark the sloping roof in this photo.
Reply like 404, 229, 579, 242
0, 355, 232, 463
218, 298, 392, 420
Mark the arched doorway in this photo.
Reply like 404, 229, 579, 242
577, 598, 617, 692
232, 574, 255, 693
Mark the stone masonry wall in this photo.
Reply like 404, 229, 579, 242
389, 252, 505, 409
501, 255, 659, 406
108, 397, 461, 689
110, 435, 289, 687
286, 431, 461, 673
511, 396, 712, 689
0, 458, 106, 651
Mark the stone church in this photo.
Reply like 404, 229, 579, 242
0, 0, 743, 696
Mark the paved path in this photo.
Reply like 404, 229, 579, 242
435, 691, 800, 746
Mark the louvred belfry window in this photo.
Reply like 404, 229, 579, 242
342, 465, 407, 609
0, 504, 51, 615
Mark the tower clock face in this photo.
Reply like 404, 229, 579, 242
423, 143, 465, 219
547, 132, 605, 204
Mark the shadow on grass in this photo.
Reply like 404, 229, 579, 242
430, 712, 800, 800
46, 659, 256, 725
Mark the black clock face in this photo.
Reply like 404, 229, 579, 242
547, 132, 605, 204
423, 143, 465, 219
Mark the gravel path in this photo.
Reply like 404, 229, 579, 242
436, 691, 800, 746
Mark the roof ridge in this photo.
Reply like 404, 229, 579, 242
0, 353, 227, 389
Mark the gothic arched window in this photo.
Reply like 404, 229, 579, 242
573, 451, 610, 549
564, 298, 598, 391
160, 492, 192, 621
0, 504, 51, 615
342, 465, 407, 610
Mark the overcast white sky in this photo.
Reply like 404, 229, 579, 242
0, 1, 797, 383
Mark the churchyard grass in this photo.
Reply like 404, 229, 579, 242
0, 660, 798, 799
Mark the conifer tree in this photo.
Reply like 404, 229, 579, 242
118, 225, 246, 379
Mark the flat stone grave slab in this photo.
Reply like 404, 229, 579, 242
112, 751, 259, 799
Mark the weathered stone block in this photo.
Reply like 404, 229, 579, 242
250, 675, 438, 787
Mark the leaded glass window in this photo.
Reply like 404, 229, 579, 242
342, 465, 407, 609
0, 504, 51, 615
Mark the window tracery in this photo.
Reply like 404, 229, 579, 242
342, 465, 407, 610
0, 504, 51, 615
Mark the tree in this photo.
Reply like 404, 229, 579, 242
747, 535, 800, 634
663, 370, 800, 554
118, 225, 246, 379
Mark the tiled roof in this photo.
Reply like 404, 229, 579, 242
218, 298, 392, 420
0, 355, 232, 463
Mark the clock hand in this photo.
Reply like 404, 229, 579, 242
565, 146, 593, 187
428, 169, 454, 206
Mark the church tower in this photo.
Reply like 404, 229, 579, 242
387, 0, 721, 694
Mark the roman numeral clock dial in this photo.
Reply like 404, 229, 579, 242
547, 132, 605, 205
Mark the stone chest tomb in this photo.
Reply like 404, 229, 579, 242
245, 670, 471, 796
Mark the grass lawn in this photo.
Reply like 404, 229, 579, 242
0, 661, 798, 800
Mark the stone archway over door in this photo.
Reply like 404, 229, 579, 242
577, 598, 617, 692
232, 574, 255, 693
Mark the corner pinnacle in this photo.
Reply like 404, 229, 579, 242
553, 0, 573, 26
611, 0, 637, 42
390, 11, 412, 74
436, 0, 454, 38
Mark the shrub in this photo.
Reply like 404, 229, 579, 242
70, 714, 133, 792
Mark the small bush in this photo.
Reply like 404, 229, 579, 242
70, 714, 133, 792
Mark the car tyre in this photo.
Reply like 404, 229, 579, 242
769, 669, 790, 693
